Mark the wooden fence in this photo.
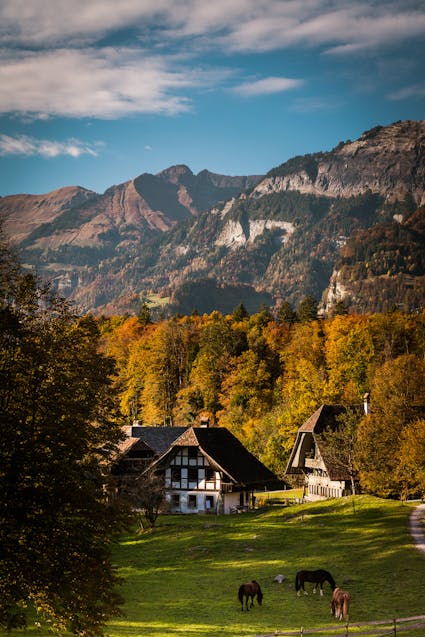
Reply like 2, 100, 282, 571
244, 614, 425, 637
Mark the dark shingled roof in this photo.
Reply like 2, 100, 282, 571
127, 426, 188, 455
118, 425, 187, 457
154, 426, 279, 488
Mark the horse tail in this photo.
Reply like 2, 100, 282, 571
343, 592, 350, 620
295, 572, 300, 591
238, 585, 244, 604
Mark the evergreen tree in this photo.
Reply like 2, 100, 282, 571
332, 300, 349, 316
232, 303, 249, 322
297, 295, 319, 322
276, 300, 298, 324
0, 230, 129, 635
138, 302, 152, 326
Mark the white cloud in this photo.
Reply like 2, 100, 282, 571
388, 84, 425, 100
0, 134, 100, 158
219, 3, 425, 54
289, 96, 342, 113
0, 0, 170, 47
1, 1, 424, 54
233, 76, 303, 97
0, 1, 424, 120
0, 48, 195, 118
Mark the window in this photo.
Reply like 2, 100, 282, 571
205, 467, 215, 481
172, 494, 180, 510
205, 496, 214, 510
188, 467, 198, 483
171, 466, 181, 482
188, 494, 197, 509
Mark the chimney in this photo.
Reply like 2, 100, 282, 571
200, 416, 210, 428
363, 392, 370, 415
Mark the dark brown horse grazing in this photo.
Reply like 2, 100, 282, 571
238, 580, 263, 611
331, 587, 351, 621
295, 569, 336, 596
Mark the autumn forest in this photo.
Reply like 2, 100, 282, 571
99, 301, 425, 499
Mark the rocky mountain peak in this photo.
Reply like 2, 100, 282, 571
157, 164, 193, 181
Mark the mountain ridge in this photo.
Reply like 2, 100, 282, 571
1, 119, 424, 317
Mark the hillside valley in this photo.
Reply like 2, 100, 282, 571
1, 119, 424, 316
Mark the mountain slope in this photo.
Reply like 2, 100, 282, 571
1, 120, 424, 316
0, 165, 262, 254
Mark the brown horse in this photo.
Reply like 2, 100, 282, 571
238, 580, 263, 611
331, 587, 350, 621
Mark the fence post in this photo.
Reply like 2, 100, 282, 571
345, 621, 349, 637
393, 617, 397, 636
300, 627, 303, 637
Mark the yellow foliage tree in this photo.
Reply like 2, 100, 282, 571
357, 353, 425, 497
323, 314, 374, 402
396, 419, 425, 499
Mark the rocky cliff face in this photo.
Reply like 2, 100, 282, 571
1, 120, 423, 316
252, 120, 425, 206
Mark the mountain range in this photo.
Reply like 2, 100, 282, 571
1, 119, 424, 317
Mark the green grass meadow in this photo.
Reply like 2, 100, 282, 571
3, 496, 425, 637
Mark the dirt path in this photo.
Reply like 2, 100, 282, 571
409, 503, 425, 555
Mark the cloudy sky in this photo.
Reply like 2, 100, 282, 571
0, 0, 424, 196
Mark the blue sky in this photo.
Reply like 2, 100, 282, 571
0, 0, 424, 196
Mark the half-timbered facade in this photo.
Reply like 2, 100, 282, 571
164, 444, 228, 514
154, 427, 278, 514
116, 424, 279, 514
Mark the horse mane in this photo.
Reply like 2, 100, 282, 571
326, 570, 336, 590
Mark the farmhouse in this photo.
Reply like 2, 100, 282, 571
113, 423, 187, 476
115, 423, 279, 514
285, 403, 362, 501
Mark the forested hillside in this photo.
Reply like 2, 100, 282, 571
100, 303, 425, 497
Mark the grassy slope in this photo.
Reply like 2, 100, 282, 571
2, 496, 424, 637
108, 496, 424, 637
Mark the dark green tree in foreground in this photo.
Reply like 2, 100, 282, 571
0, 230, 130, 635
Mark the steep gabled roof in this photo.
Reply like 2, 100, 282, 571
118, 436, 152, 456
299, 404, 347, 434
117, 426, 188, 458
150, 426, 279, 488
285, 404, 357, 479
133, 426, 188, 455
